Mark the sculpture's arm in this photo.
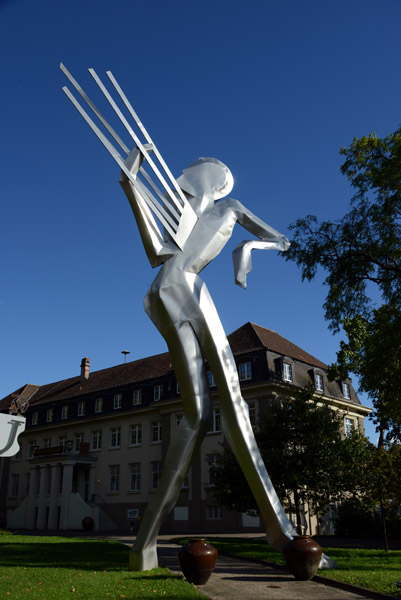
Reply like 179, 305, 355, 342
224, 198, 290, 289
226, 198, 290, 245
119, 148, 176, 267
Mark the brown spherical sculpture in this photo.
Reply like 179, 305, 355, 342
178, 538, 218, 585
283, 535, 322, 580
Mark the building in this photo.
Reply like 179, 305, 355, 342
0, 322, 370, 535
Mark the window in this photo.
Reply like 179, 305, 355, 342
247, 401, 256, 428
110, 427, 121, 448
151, 461, 161, 490
95, 398, 103, 413
283, 363, 293, 382
113, 394, 122, 409
206, 454, 220, 486
10, 474, 19, 497
345, 417, 355, 437
58, 435, 66, 449
206, 505, 222, 520
133, 390, 142, 406
109, 465, 120, 492
343, 383, 351, 399
239, 361, 252, 381
315, 373, 324, 392
74, 433, 84, 452
182, 472, 190, 489
207, 371, 216, 388
129, 463, 141, 492
25, 472, 30, 496
27, 441, 36, 458
46, 408, 54, 422
151, 420, 162, 443
130, 423, 142, 446
91, 430, 102, 451
154, 384, 163, 401
42, 438, 51, 449
208, 408, 221, 433
176, 414, 183, 428
78, 402, 86, 417
32, 412, 39, 425
61, 405, 69, 420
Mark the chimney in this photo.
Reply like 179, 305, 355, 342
80, 357, 90, 380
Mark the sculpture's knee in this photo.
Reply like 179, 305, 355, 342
183, 394, 212, 434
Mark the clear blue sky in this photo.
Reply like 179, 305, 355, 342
2, 0, 401, 443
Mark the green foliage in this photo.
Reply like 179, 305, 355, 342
284, 126, 401, 441
0, 534, 206, 600
212, 387, 370, 533
334, 496, 382, 537
329, 303, 401, 443
285, 128, 401, 330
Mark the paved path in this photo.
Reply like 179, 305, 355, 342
156, 540, 390, 600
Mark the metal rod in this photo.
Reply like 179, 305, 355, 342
62, 86, 179, 240
88, 68, 184, 216
60, 63, 130, 155
106, 70, 187, 208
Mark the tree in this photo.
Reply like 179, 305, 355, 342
328, 303, 401, 445
212, 386, 369, 534
284, 127, 401, 441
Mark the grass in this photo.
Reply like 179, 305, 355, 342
173, 537, 401, 598
0, 533, 207, 600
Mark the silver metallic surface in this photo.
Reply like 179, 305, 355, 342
120, 147, 296, 571
62, 68, 335, 570
0, 413, 26, 457
61, 65, 197, 249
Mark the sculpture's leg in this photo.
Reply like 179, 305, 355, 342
129, 321, 212, 571
193, 281, 297, 551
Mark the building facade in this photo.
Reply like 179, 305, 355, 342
0, 322, 370, 535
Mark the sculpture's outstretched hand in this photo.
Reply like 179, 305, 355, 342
226, 197, 290, 288
233, 237, 289, 289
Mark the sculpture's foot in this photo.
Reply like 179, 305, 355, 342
319, 553, 338, 569
129, 546, 159, 571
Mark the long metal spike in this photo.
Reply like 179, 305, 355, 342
106, 70, 187, 207
88, 68, 184, 216
60, 63, 130, 155
62, 86, 179, 241
139, 166, 180, 224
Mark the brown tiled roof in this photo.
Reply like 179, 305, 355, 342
0, 322, 327, 410
0, 353, 172, 410
228, 322, 327, 370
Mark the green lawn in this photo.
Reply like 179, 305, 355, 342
172, 537, 401, 598
0, 534, 206, 600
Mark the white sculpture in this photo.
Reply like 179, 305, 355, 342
61, 66, 336, 571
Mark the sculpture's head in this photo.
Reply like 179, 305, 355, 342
177, 157, 234, 200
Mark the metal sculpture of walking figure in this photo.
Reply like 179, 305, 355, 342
61, 65, 299, 571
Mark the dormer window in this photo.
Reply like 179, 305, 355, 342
46, 408, 54, 423
283, 363, 293, 382
77, 401, 86, 417
32, 412, 39, 425
343, 383, 351, 399
61, 405, 69, 420
113, 394, 122, 409
133, 390, 142, 405
239, 361, 252, 381
315, 373, 324, 392
154, 384, 163, 401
